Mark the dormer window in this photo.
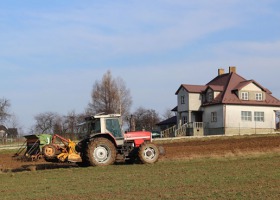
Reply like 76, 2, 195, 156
208, 93, 213, 101
206, 91, 213, 102
241, 92, 249, 100
255, 93, 263, 101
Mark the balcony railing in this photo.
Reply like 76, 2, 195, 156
160, 125, 177, 137
160, 122, 204, 137
175, 123, 188, 136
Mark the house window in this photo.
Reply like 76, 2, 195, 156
241, 92, 249, 100
255, 93, 263, 101
181, 96, 185, 104
254, 112, 264, 122
211, 112, 217, 122
241, 111, 252, 121
182, 116, 188, 124
207, 92, 213, 102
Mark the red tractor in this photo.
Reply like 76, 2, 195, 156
43, 114, 161, 166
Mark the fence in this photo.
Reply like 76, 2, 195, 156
160, 121, 277, 138
0, 136, 25, 146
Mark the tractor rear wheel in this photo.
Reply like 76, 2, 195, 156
42, 144, 58, 161
138, 142, 159, 164
87, 138, 117, 166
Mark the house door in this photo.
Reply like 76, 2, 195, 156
193, 111, 203, 122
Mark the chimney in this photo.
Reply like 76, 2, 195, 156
218, 68, 224, 76
229, 66, 236, 73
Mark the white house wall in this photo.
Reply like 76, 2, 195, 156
225, 105, 277, 129
189, 93, 202, 111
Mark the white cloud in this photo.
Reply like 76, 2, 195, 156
0, 1, 245, 59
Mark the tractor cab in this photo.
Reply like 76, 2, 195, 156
78, 114, 124, 142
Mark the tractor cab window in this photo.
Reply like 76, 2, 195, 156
77, 119, 101, 139
106, 118, 123, 138
90, 119, 101, 134
77, 122, 88, 139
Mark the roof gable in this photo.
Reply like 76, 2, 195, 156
0, 125, 8, 131
233, 80, 268, 92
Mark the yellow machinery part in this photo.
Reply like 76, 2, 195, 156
57, 139, 81, 162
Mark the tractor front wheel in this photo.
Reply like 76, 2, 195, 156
138, 142, 159, 164
87, 138, 117, 166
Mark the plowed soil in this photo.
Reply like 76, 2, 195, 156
1, 134, 280, 172
160, 135, 280, 160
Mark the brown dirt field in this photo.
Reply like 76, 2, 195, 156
1, 134, 280, 172
159, 134, 280, 160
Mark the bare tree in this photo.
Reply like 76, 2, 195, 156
162, 108, 175, 120
53, 115, 68, 135
33, 110, 86, 138
64, 111, 78, 135
7, 114, 19, 128
87, 70, 132, 117
0, 98, 11, 123
54, 111, 85, 139
132, 107, 161, 131
34, 112, 59, 134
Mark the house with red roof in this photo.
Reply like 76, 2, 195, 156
173, 66, 280, 136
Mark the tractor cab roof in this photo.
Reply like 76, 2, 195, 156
84, 113, 121, 121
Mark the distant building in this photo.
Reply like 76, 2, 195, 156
161, 67, 280, 137
0, 125, 8, 138
0, 125, 18, 138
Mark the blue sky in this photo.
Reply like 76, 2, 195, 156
1, 0, 280, 132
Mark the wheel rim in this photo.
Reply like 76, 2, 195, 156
93, 145, 111, 163
143, 147, 156, 160
45, 147, 55, 157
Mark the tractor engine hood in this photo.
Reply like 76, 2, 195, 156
124, 131, 152, 147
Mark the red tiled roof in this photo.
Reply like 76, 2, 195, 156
207, 85, 224, 91
177, 71, 280, 107
175, 84, 206, 94
207, 72, 280, 106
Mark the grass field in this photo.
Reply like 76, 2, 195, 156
1, 153, 280, 200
